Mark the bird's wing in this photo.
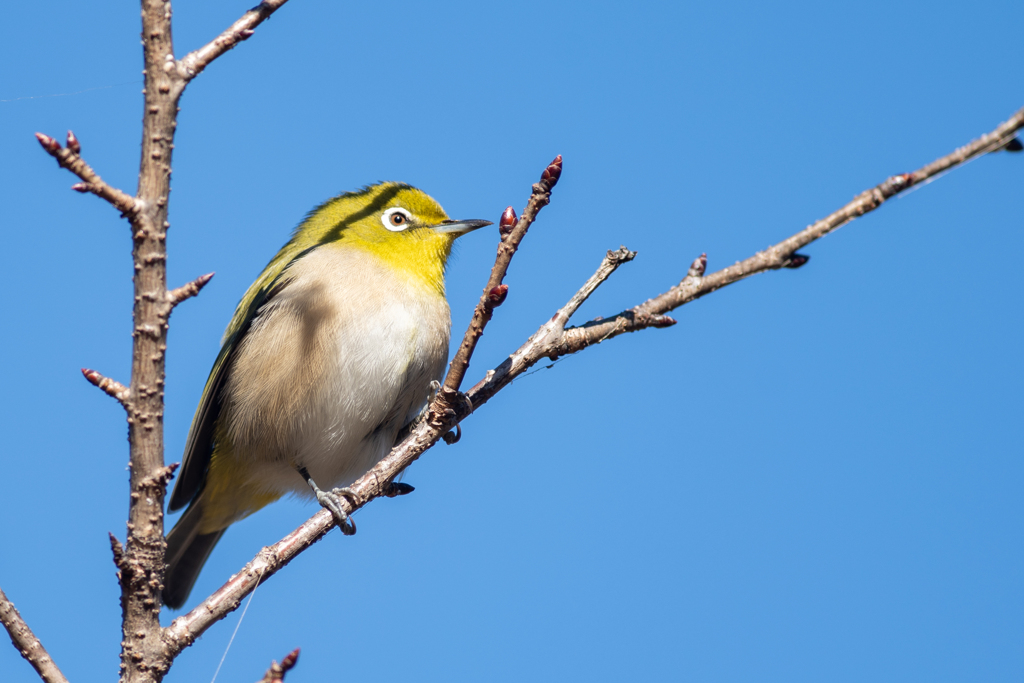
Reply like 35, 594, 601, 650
167, 331, 238, 512
168, 248, 312, 512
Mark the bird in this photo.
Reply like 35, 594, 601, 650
162, 182, 491, 609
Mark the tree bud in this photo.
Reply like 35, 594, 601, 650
487, 284, 508, 307
540, 154, 562, 189
34, 132, 60, 153
499, 206, 517, 236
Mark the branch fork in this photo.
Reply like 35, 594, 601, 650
34, 132, 138, 216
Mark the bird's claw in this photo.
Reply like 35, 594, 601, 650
442, 423, 461, 445
427, 379, 441, 401
300, 466, 358, 535
317, 487, 358, 535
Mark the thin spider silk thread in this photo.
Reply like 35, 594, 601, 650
209, 564, 267, 683
0, 80, 141, 103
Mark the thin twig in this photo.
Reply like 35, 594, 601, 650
159, 106, 1023, 659
82, 368, 132, 406
34, 132, 138, 216
256, 649, 299, 683
177, 0, 292, 82
555, 246, 636, 324
550, 104, 1024, 355
168, 272, 215, 308
463, 246, 676, 407
0, 588, 69, 683
442, 155, 562, 396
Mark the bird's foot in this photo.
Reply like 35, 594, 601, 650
322, 487, 359, 535
299, 467, 358, 535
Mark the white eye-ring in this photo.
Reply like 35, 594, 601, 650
382, 207, 413, 231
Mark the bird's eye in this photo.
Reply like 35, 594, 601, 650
382, 207, 413, 231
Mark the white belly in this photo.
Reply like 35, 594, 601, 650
219, 245, 450, 497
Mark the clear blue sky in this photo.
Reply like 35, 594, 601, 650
1, 1, 1022, 681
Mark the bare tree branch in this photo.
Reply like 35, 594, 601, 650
548, 104, 1024, 356
177, 0, 292, 82
96, 2, 184, 679
82, 368, 132, 407
555, 246, 639, 323
463, 246, 676, 408
0, 588, 69, 683
159, 107, 1024, 656
26, 0, 297, 678
168, 273, 215, 308
442, 155, 562, 397
34, 132, 138, 216
256, 649, 299, 683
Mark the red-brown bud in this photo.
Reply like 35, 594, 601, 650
81, 368, 101, 386
66, 130, 81, 154
540, 154, 562, 189
34, 132, 60, 154
487, 284, 508, 307
281, 649, 300, 671
71, 183, 89, 193
499, 206, 517, 236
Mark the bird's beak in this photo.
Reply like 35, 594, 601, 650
431, 218, 492, 236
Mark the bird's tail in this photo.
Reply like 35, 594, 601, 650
163, 498, 225, 610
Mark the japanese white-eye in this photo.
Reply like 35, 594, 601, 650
163, 183, 490, 608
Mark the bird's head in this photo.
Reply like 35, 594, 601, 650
291, 182, 490, 293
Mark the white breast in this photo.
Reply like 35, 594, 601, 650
220, 245, 450, 497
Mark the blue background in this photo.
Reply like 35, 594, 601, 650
1, 1, 1022, 681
